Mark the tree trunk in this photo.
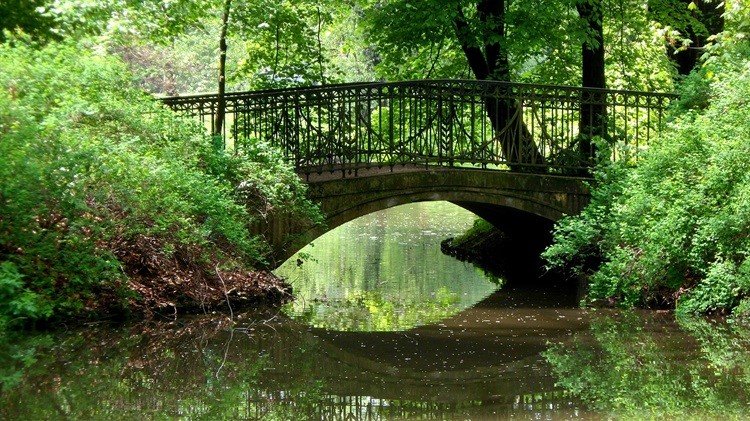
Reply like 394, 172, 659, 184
670, 0, 724, 75
453, 1, 544, 171
316, 6, 326, 85
577, 0, 606, 171
214, 0, 232, 139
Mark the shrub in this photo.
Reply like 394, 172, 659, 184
0, 39, 319, 327
544, 42, 750, 314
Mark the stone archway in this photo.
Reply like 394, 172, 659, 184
265, 168, 589, 267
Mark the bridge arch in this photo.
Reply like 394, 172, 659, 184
268, 168, 589, 266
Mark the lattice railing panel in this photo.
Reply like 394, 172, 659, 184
160, 80, 676, 177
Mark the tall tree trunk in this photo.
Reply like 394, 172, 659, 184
453, 1, 544, 171
316, 5, 326, 85
214, 0, 232, 139
670, 0, 724, 75
577, 0, 606, 170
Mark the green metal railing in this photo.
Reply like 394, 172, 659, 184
160, 80, 676, 177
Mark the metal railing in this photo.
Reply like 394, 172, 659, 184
160, 80, 677, 177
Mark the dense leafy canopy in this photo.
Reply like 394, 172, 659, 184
0, 0, 60, 43
4, 0, 710, 93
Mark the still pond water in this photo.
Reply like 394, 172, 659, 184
2, 202, 750, 420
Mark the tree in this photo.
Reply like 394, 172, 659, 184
577, 0, 606, 166
365, 0, 564, 169
214, 0, 339, 134
215, 0, 232, 136
362, 0, 675, 170
33, 0, 339, 135
0, 0, 60, 43
649, 0, 725, 75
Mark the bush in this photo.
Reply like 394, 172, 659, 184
0, 39, 319, 328
544, 41, 750, 314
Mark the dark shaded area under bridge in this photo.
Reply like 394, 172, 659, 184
160, 80, 675, 266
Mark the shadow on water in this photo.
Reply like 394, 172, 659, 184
3, 203, 750, 419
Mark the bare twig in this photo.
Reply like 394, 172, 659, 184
215, 328, 234, 379
215, 265, 234, 321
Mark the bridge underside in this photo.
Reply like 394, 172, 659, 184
263, 167, 589, 267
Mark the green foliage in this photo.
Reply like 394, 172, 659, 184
0, 39, 318, 328
648, 0, 716, 41
34, 0, 683, 93
231, 0, 341, 88
215, 140, 323, 223
677, 259, 750, 315
733, 297, 750, 319
604, 0, 676, 90
0, 263, 50, 330
0, 0, 60, 44
363, 0, 469, 80
450, 218, 495, 247
544, 21, 750, 313
101, 0, 345, 93
542, 158, 629, 276
39, 0, 208, 42
360, 0, 676, 89
544, 313, 750, 418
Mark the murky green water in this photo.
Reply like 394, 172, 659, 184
2, 202, 750, 420
275, 203, 500, 331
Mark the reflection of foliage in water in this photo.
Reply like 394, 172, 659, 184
0, 332, 54, 392
0, 318, 328, 420
0, 315, 567, 420
544, 312, 750, 418
276, 202, 501, 331
288, 288, 461, 331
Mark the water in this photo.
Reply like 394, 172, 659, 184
2, 202, 750, 420
275, 202, 501, 331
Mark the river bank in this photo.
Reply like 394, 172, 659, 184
440, 219, 563, 287
441, 218, 691, 310
0, 43, 318, 331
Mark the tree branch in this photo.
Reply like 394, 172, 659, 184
214, 0, 232, 137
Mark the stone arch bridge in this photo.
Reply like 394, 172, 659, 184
161, 80, 674, 266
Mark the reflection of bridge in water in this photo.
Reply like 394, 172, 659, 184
244, 287, 589, 419
2, 287, 592, 419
